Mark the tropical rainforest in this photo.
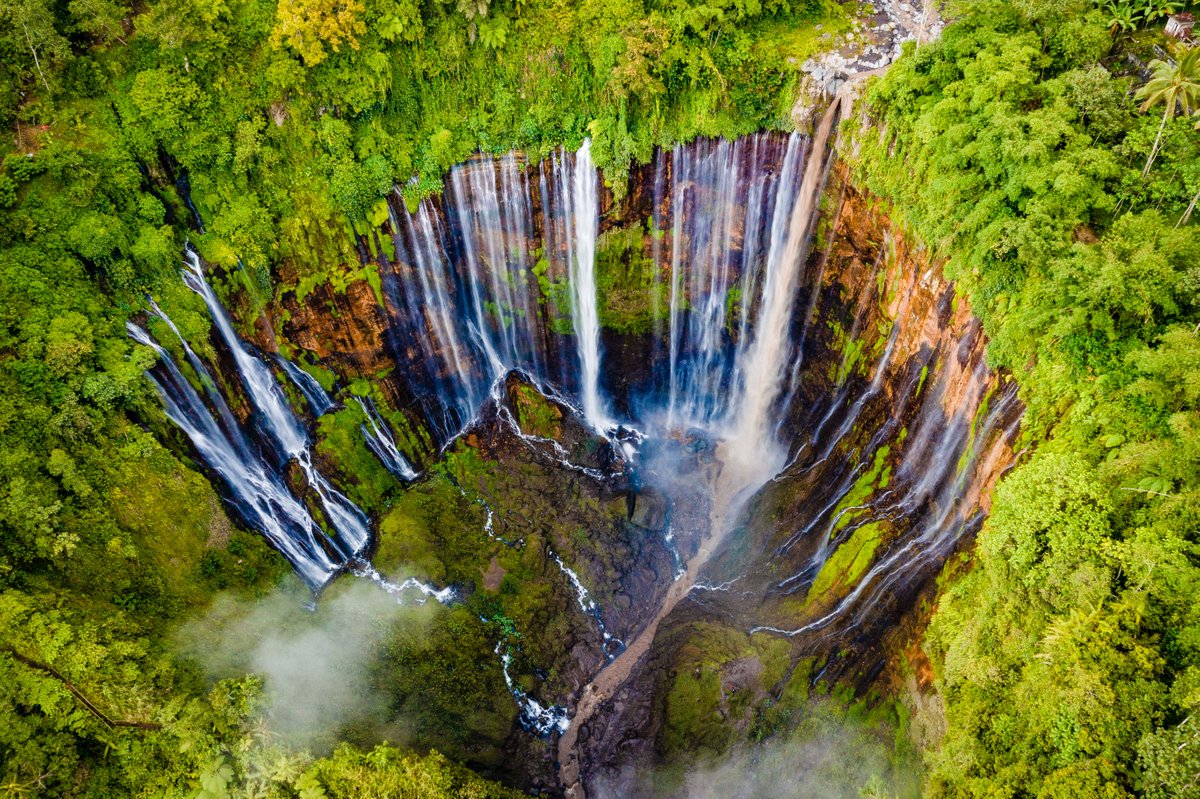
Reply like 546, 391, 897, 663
1, 0, 1199, 796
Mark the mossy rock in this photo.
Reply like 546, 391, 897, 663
805, 520, 886, 605
509, 381, 563, 439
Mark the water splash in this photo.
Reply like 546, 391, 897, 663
495, 640, 571, 736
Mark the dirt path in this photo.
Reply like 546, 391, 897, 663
557, 449, 749, 798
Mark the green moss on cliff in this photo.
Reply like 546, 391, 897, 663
830, 445, 892, 534
805, 520, 884, 604
315, 403, 398, 512
659, 622, 793, 757
595, 223, 668, 334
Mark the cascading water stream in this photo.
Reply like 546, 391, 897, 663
722, 100, 842, 485
277, 355, 334, 417
127, 320, 338, 586
180, 250, 371, 558
354, 396, 418, 481
662, 134, 802, 430
561, 140, 611, 432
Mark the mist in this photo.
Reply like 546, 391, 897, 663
592, 695, 921, 799
176, 575, 439, 749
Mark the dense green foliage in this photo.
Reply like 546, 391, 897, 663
7, 0, 1200, 792
852, 1, 1200, 795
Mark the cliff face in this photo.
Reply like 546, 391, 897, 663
219, 143, 1019, 794
564, 165, 1021, 793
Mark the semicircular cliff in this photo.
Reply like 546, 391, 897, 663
130, 106, 1021, 795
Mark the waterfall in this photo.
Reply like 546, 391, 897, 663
375, 133, 821, 449
355, 395, 418, 480
380, 142, 616, 442
127, 320, 338, 586
180, 250, 371, 558
661, 133, 803, 431
724, 100, 841, 482
139, 116, 855, 604
386, 198, 481, 437
277, 355, 334, 417
562, 140, 610, 432
447, 153, 543, 377
138, 251, 377, 572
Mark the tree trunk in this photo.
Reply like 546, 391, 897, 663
1, 648, 162, 731
1179, 183, 1200, 227
21, 22, 51, 95
1142, 105, 1171, 179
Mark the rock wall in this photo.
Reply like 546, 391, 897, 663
222, 146, 1019, 795
565, 163, 1021, 794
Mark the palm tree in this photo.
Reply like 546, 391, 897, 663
1136, 49, 1200, 178
1106, 0, 1138, 34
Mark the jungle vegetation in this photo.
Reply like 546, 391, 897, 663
2, 0, 1200, 795
852, 0, 1200, 795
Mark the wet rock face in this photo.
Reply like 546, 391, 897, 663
255, 147, 1018, 795
277, 272, 392, 377
462, 369, 680, 659
267, 133, 808, 447
569, 167, 1022, 791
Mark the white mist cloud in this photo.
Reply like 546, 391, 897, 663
177, 577, 438, 749
591, 701, 917, 799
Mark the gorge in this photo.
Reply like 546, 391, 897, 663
6, 1, 1199, 796
130, 91, 1019, 795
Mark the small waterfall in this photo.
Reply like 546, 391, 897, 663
277, 355, 334, 417
354, 395, 418, 480
495, 641, 571, 736
551, 551, 624, 659
351, 562, 454, 605
561, 140, 610, 432
127, 320, 338, 586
